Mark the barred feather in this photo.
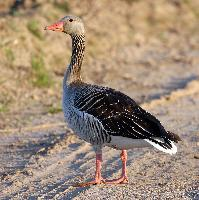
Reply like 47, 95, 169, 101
60, 22, 180, 154
69, 84, 180, 153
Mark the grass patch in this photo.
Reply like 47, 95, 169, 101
0, 97, 11, 113
27, 20, 44, 40
0, 103, 8, 113
48, 106, 62, 114
123, 0, 139, 4
31, 55, 52, 88
54, 1, 70, 12
4, 48, 15, 63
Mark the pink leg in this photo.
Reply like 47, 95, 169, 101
75, 150, 128, 187
105, 150, 128, 184
75, 153, 104, 187
94, 153, 103, 182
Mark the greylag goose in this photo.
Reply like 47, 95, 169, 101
45, 16, 181, 186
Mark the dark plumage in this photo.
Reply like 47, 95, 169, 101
45, 15, 181, 186
74, 84, 181, 150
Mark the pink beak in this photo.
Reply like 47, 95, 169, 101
44, 21, 64, 32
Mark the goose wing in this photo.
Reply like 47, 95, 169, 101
73, 84, 181, 154
74, 85, 174, 142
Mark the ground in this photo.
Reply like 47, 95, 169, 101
0, 0, 199, 199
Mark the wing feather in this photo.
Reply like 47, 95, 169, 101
73, 84, 176, 142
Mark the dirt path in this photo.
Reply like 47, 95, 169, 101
0, 79, 199, 199
1, 45, 199, 199
1, 1, 199, 199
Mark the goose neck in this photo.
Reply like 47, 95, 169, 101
64, 34, 85, 85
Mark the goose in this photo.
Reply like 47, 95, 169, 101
45, 16, 181, 186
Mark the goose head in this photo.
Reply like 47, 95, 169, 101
45, 16, 85, 36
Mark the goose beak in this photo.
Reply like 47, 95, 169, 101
44, 21, 64, 32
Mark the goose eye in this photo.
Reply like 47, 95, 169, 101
69, 19, 73, 22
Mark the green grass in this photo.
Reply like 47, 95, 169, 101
54, 1, 70, 12
0, 103, 8, 113
0, 97, 11, 113
123, 0, 139, 4
27, 20, 44, 40
31, 55, 52, 88
48, 106, 62, 114
5, 48, 15, 63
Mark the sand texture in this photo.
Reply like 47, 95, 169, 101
1, 75, 199, 200
0, 0, 199, 199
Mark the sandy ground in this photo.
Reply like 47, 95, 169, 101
0, 1, 199, 199
0, 47, 199, 199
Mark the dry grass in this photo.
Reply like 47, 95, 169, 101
48, 105, 62, 114
27, 19, 44, 40
31, 55, 53, 87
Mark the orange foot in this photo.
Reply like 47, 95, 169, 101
74, 176, 128, 187
74, 179, 105, 187
105, 176, 128, 184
